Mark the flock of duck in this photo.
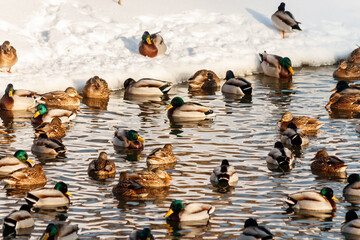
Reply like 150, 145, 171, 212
1, 1, 360, 239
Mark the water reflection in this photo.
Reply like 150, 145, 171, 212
82, 97, 109, 110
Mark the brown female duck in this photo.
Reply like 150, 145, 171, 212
325, 93, 360, 111
333, 60, 360, 79
310, 150, 347, 176
82, 76, 110, 98
39, 87, 82, 109
0, 41, 17, 73
188, 70, 221, 90
88, 152, 116, 179
34, 117, 66, 139
2, 164, 47, 188
112, 172, 148, 198
278, 111, 323, 132
126, 168, 173, 187
348, 47, 360, 63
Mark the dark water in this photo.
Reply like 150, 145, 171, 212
0, 65, 360, 239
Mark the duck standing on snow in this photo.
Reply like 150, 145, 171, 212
166, 97, 215, 122
40, 222, 79, 240
259, 52, 294, 78
0, 84, 39, 111
88, 152, 116, 179
124, 78, 172, 96
38, 87, 82, 109
278, 111, 323, 133
3, 204, 34, 237
112, 129, 145, 149
285, 187, 337, 211
0, 150, 34, 177
82, 76, 110, 99
165, 200, 215, 222
0, 41, 17, 73
333, 60, 360, 79
266, 141, 293, 170
34, 117, 66, 139
221, 70, 252, 96
188, 69, 221, 90
237, 218, 274, 240
138, 31, 167, 58
32, 103, 76, 125
210, 159, 238, 188
271, 2, 301, 39
341, 210, 360, 236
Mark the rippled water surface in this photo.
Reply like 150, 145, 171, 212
1, 66, 360, 239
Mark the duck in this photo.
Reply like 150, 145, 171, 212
266, 141, 293, 169
40, 222, 79, 240
82, 76, 110, 99
237, 218, 274, 240
112, 172, 148, 198
188, 70, 221, 90
124, 78, 172, 96
348, 47, 360, 63
357, 124, 360, 133
126, 168, 173, 187
310, 150, 347, 175
31, 134, 66, 156
0, 150, 34, 177
3, 204, 34, 237
278, 111, 323, 133
2, 164, 47, 188
333, 60, 360, 79
285, 187, 337, 211
129, 227, 155, 240
210, 160, 238, 188
34, 117, 66, 139
280, 122, 309, 147
0, 84, 39, 110
221, 70, 252, 96
38, 87, 82, 109
146, 144, 176, 166
259, 52, 294, 78
343, 173, 360, 197
32, 104, 76, 125
88, 152, 116, 179
112, 129, 145, 149
165, 200, 215, 222
330, 80, 360, 96
271, 2, 301, 39
25, 181, 72, 208
138, 31, 167, 58
341, 210, 360, 236
325, 93, 360, 111
0, 41, 17, 73
166, 97, 216, 122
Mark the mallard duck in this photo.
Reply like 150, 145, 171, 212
330, 80, 360, 96
237, 218, 274, 240
0, 41, 17, 73
25, 181, 72, 208
124, 78, 172, 96
112, 129, 145, 149
0, 84, 39, 110
165, 200, 215, 222
166, 97, 215, 122
35, 117, 66, 139
3, 204, 34, 236
2, 164, 47, 187
146, 144, 176, 165
127, 168, 172, 187
310, 150, 347, 175
333, 60, 360, 79
341, 210, 360, 236
221, 70, 252, 96
129, 227, 155, 240
88, 152, 116, 179
285, 187, 337, 211
32, 104, 76, 125
280, 122, 309, 147
343, 173, 360, 197
278, 111, 323, 132
188, 70, 221, 90
31, 134, 66, 156
210, 160, 238, 188
82, 76, 110, 99
325, 93, 360, 111
0, 150, 34, 177
348, 47, 360, 63
266, 141, 293, 168
38, 87, 82, 109
271, 2, 301, 39
40, 222, 79, 240
138, 31, 167, 58
112, 172, 148, 198
259, 52, 294, 78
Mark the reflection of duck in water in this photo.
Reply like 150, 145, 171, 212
333, 60, 360, 79
129, 227, 154, 240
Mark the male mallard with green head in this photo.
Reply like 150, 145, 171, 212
31, 134, 66, 156
138, 31, 166, 58
165, 200, 215, 222
266, 141, 293, 169
259, 52, 294, 78
112, 129, 145, 149
0, 84, 39, 111
0, 41, 17, 73
330, 80, 360, 96
40, 222, 79, 240
32, 103, 76, 125
0, 150, 34, 177
129, 227, 154, 240
210, 160, 238, 188
2, 164, 47, 188
343, 173, 360, 197
341, 210, 360, 236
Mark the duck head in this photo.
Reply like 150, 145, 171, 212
34, 104, 48, 118
166, 97, 184, 110
280, 57, 294, 75
126, 130, 145, 143
142, 31, 152, 45
54, 181, 72, 197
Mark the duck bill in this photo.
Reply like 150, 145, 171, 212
137, 136, 145, 142
76, 94, 83, 99
9, 90, 13, 98
166, 175, 173, 180
332, 196, 338, 201
165, 208, 174, 217
60, 124, 66, 129
43, 233, 50, 240
325, 101, 331, 108
66, 191, 73, 197
27, 158, 35, 164
33, 111, 41, 118
288, 66, 294, 75
146, 37, 152, 45
166, 105, 173, 111
330, 87, 337, 92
